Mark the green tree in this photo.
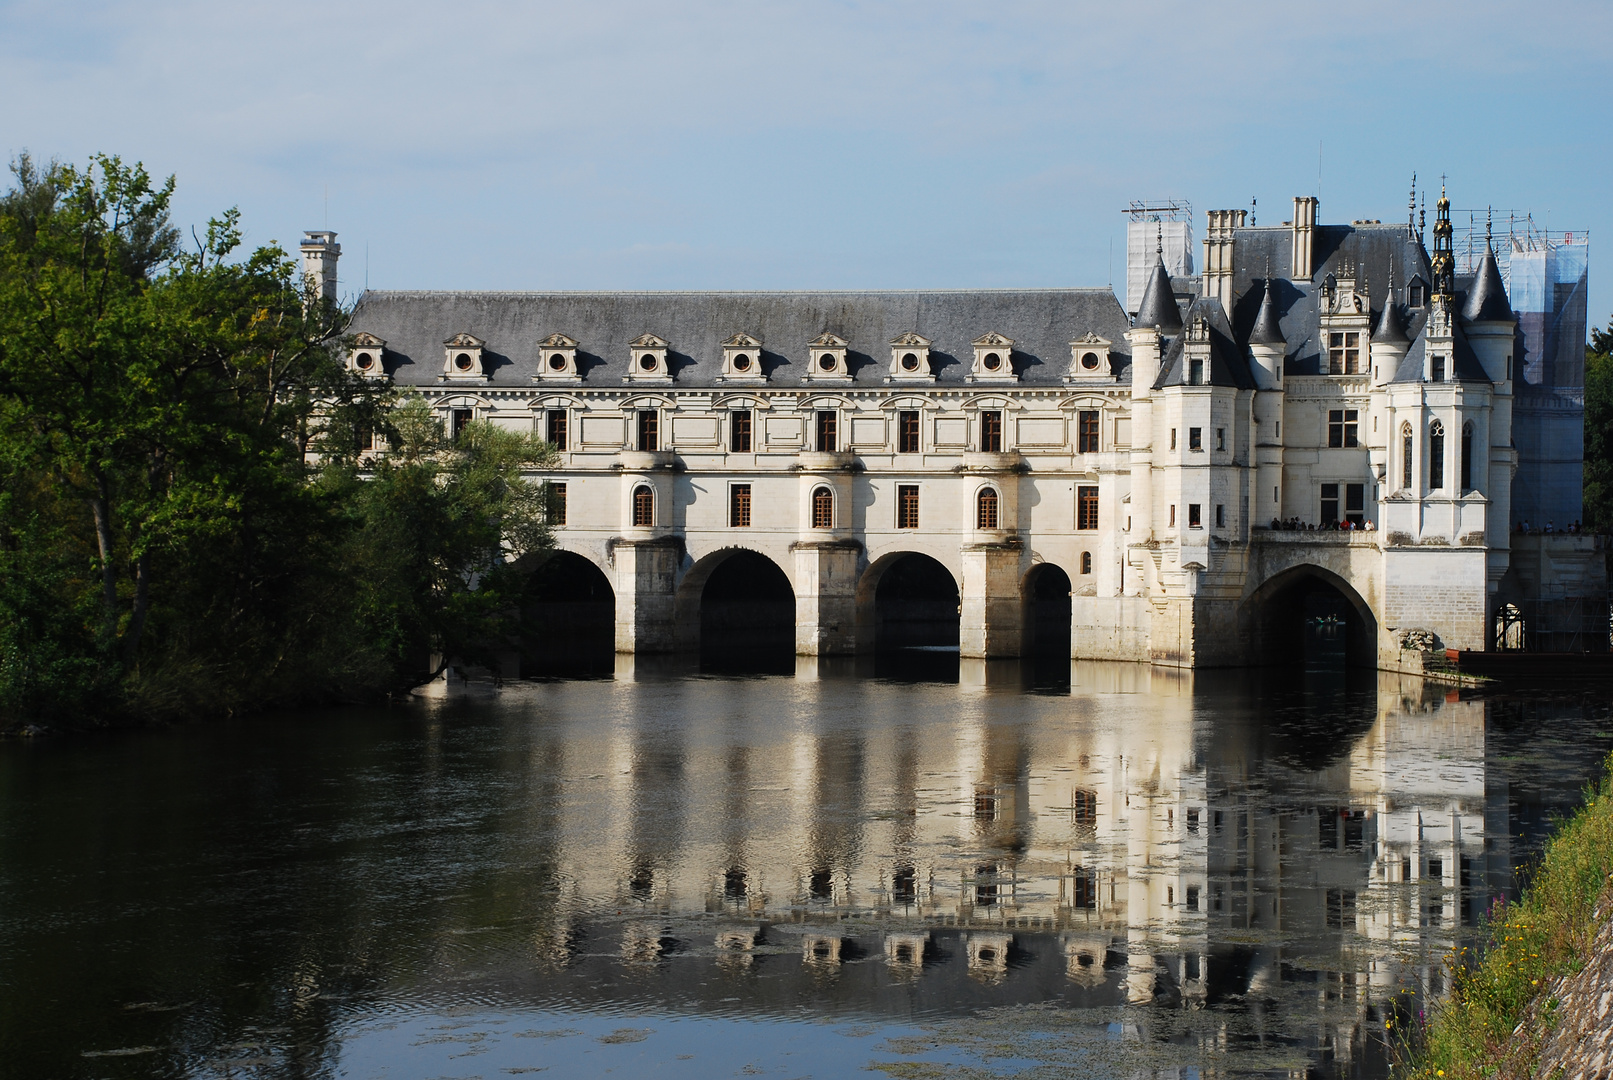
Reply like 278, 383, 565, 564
1585, 321, 1613, 533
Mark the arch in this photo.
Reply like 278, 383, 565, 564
1022, 562, 1072, 658
673, 548, 796, 671
1245, 564, 1378, 669
1461, 421, 1475, 491
519, 550, 616, 676
976, 486, 1000, 530
856, 552, 960, 654
1429, 420, 1446, 490
632, 485, 655, 527
811, 486, 835, 529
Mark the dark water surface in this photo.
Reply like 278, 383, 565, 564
3, 659, 1611, 1079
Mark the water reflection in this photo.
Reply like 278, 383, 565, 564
1, 662, 1609, 1079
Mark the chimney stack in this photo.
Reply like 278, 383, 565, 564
1290, 197, 1317, 280
1202, 209, 1246, 312
300, 231, 340, 301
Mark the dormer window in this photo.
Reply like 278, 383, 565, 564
627, 333, 672, 383
1065, 333, 1113, 382
1406, 277, 1427, 309
968, 332, 1017, 382
719, 332, 766, 383
535, 332, 580, 382
349, 331, 387, 379
888, 332, 933, 383
805, 331, 851, 382
442, 332, 487, 381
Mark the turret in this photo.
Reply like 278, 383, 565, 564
1247, 278, 1287, 523
1122, 248, 1178, 547
1246, 278, 1285, 389
1463, 236, 1516, 385
1370, 278, 1409, 388
300, 231, 340, 301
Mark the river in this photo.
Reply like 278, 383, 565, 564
2, 656, 1609, 1079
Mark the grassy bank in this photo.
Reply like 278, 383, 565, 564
1406, 751, 1613, 1078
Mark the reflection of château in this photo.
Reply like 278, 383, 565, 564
315, 182, 1602, 669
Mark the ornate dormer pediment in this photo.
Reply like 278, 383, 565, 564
349, 332, 388, 379
718, 331, 766, 383
535, 332, 581, 383
887, 332, 933, 383
442, 332, 488, 381
968, 332, 1016, 383
1065, 332, 1113, 383
805, 331, 851, 382
627, 333, 672, 383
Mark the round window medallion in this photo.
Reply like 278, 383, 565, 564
548, 354, 566, 370
983, 352, 1001, 370
733, 354, 751, 371
454, 353, 473, 371
901, 353, 919, 371
639, 355, 657, 371
355, 352, 374, 370
1081, 351, 1100, 370
818, 354, 836, 371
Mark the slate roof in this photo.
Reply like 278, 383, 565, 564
1133, 257, 1184, 333
1463, 247, 1514, 322
1372, 290, 1408, 344
1248, 280, 1284, 345
1392, 318, 1490, 383
1154, 297, 1256, 390
348, 289, 1133, 389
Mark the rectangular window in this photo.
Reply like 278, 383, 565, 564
359, 426, 375, 452
1078, 410, 1100, 453
815, 410, 837, 453
898, 410, 920, 453
451, 408, 473, 442
1188, 357, 1204, 384
1215, 504, 1225, 528
1328, 409, 1359, 448
980, 410, 1003, 452
1169, 504, 1176, 527
1170, 428, 1177, 450
1077, 486, 1099, 530
896, 484, 919, 529
1321, 482, 1340, 523
1461, 428, 1473, 490
1432, 355, 1446, 382
730, 411, 752, 452
1188, 427, 1202, 451
1216, 427, 1225, 452
1188, 503, 1202, 528
548, 482, 567, 526
637, 410, 658, 452
1346, 483, 1365, 525
546, 409, 568, 450
729, 484, 751, 528
1328, 331, 1361, 375
1186, 885, 1200, 913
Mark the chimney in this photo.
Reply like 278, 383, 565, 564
1290, 197, 1317, 280
300, 231, 340, 301
1202, 209, 1246, 312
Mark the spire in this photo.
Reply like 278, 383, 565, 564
1134, 251, 1182, 333
1408, 173, 1417, 239
1249, 277, 1284, 344
1430, 181, 1454, 302
1463, 240, 1514, 322
1373, 280, 1408, 344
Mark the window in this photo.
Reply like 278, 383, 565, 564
1346, 483, 1365, 525
980, 410, 1003, 452
1188, 357, 1204, 385
1215, 504, 1225, 528
548, 482, 567, 526
730, 411, 752, 452
815, 410, 837, 452
546, 409, 568, 450
1321, 483, 1339, 523
1408, 282, 1424, 308
1216, 427, 1225, 452
1169, 504, 1176, 527
1328, 331, 1361, 375
1461, 423, 1473, 490
632, 485, 654, 527
1078, 410, 1100, 453
1077, 486, 1099, 530
637, 410, 658, 452
1328, 409, 1359, 448
1402, 423, 1414, 489
1072, 867, 1097, 909
1431, 354, 1445, 382
1072, 789, 1098, 830
976, 487, 999, 530
897, 485, 919, 529
358, 426, 375, 452
1080, 551, 1092, 575
1429, 420, 1445, 489
1186, 885, 1200, 913
1188, 427, 1202, 451
729, 484, 751, 527
1188, 503, 1202, 528
1170, 428, 1177, 450
898, 411, 920, 453
451, 408, 473, 441
811, 486, 833, 529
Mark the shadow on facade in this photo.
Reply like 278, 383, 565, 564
866, 553, 961, 681
520, 552, 617, 677
698, 551, 796, 674
1246, 567, 1378, 671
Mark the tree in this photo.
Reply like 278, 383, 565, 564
1585, 320, 1613, 533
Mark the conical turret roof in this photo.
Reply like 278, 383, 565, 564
1373, 290, 1408, 344
1133, 256, 1182, 333
1463, 245, 1513, 322
1248, 279, 1284, 345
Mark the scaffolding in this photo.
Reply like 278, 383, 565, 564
1122, 200, 1194, 315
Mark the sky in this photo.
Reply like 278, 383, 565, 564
3, 0, 1611, 328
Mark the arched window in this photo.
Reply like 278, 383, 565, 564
1080, 551, 1092, 575
976, 487, 999, 530
1461, 422, 1474, 491
1401, 422, 1414, 490
811, 486, 833, 529
1429, 420, 1445, 490
632, 485, 655, 527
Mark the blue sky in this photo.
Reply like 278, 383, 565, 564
4, 0, 1610, 329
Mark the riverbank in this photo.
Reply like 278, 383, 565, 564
1409, 751, 1613, 1079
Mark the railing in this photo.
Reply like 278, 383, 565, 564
1250, 528, 1380, 546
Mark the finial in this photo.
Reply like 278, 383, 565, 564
1487, 206, 1493, 247
1250, 196, 1257, 227
1156, 220, 1163, 259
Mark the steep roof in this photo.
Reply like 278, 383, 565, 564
1392, 315, 1490, 383
347, 289, 1134, 389
1248, 279, 1285, 345
1373, 291, 1408, 344
1463, 246, 1514, 322
1133, 257, 1184, 333
1154, 296, 1256, 390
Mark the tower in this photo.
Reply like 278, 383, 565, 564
300, 231, 341, 301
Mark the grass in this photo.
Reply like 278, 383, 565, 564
1404, 751, 1613, 1079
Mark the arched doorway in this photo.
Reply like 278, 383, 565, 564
1246, 567, 1377, 670
1023, 563, 1073, 658
696, 550, 795, 673
865, 552, 961, 660
520, 551, 615, 676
